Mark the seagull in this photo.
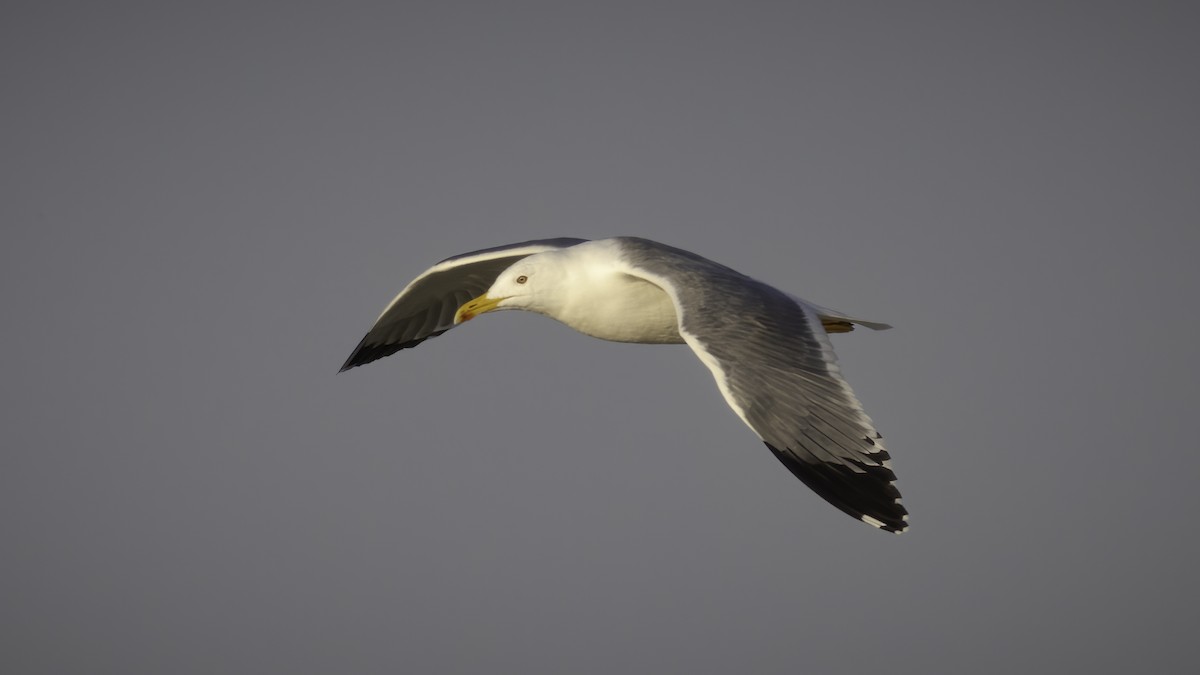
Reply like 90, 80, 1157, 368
341, 237, 908, 532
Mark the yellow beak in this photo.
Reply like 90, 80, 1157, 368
454, 293, 504, 324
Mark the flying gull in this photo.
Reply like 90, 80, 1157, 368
341, 237, 909, 533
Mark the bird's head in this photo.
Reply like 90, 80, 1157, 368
454, 254, 569, 324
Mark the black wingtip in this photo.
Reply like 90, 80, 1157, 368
338, 330, 449, 373
765, 442, 909, 533
338, 340, 403, 373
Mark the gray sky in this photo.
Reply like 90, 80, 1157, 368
3, 2, 1198, 673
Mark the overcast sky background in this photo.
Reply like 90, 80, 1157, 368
3, 2, 1198, 674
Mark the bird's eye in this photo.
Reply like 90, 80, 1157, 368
515, 275, 528, 284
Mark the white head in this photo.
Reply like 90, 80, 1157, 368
453, 252, 572, 324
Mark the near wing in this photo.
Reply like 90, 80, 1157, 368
340, 238, 588, 371
619, 242, 908, 532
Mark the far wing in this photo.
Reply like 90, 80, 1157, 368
340, 238, 588, 371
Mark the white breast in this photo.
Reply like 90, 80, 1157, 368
554, 272, 684, 344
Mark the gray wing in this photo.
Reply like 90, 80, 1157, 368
616, 238, 908, 532
340, 238, 588, 371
